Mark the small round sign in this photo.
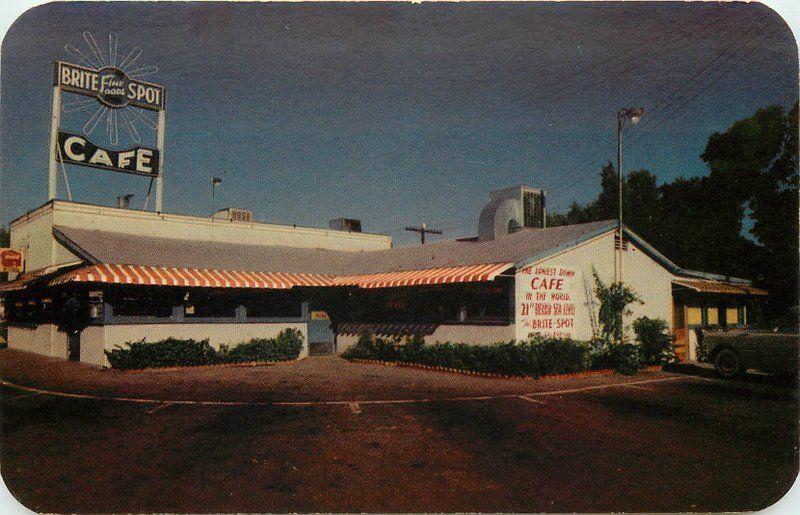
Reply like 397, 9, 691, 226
97, 67, 130, 108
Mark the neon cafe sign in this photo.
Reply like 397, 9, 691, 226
48, 32, 167, 211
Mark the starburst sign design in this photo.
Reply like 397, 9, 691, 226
61, 31, 159, 147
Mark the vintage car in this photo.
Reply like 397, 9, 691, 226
699, 311, 799, 378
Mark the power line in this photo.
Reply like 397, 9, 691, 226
551, 21, 772, 206
403, 15, 748, 229
361, 8, 735, 170
554, 19, 764, 190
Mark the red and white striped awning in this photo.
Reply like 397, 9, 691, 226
330, 262, 514, 289
49, 263, 332, 289
0, 262, 82, 292
39, 262, 514, 290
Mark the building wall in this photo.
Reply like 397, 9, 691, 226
515, 231, 674, 342
80, 322, 309, 367
10, 201, 392, 273
7, 325, 68, 359
9, 206, 80, 276
335, 324, 515, 354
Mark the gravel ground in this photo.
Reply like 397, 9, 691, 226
0, 349, 797, 512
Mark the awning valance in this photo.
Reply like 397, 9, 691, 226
49, 264, 332, 289
330, 262, 514, 289
673, 278, 767, 296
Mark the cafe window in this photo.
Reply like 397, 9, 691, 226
240, 291, 302, 318
108, 287, 179, 318
185, 290, 238, 318
686, 306, 703, 326
706, 306, 719, 326
726, 307, 739, 326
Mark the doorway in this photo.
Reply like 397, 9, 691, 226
67, 329, 81, 361
307, 315, 335, 355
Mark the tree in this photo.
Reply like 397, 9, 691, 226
701, 103, 799, 312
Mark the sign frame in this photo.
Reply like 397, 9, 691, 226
48, 56, 167, 212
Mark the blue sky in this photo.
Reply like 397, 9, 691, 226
1, 1, 797, 246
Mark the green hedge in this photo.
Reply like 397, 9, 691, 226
341, 333, 590, 378
105, 328, 304, 370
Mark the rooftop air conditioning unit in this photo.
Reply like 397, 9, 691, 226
329, 218, 362, 232
212, 207, 253, 223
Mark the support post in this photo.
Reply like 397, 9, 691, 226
617, 110, 623, 285
48, 86, 61, 200
155, 109, 165, 212
235, 305, 247, 322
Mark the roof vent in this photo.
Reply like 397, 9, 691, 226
329, 218, 362, 232
212, 207, 253, 223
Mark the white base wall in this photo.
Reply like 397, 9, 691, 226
7, 325, 69, 359
80, 322, 309, 367
427, 324, 514, 345
335, 324, 514, 354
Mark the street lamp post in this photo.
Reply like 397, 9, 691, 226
616, 107, 644, 345
211, 177, 222, 215
616, 107, 644, 284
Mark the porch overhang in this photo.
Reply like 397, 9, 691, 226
673, 278, 767, 296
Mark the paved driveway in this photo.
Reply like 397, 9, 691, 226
0, 349, 797, 512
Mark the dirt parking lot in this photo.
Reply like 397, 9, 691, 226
0, 349, 797, 512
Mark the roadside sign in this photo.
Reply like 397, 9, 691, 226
0, 248, 24, 273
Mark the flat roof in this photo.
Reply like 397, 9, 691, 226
10, 199, 390, 239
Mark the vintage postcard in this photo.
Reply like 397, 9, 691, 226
0, 1, 797, 513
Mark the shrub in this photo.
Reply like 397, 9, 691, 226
105, 337, 216, 370
218, 328, 304, 363
633, 316, 674, 365
613, 343, 643, 375
588, 338, 643, 374
105, 329, 305, 370
341, 333, 590, 378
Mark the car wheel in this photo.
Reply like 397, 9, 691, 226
715, 348, 742, 378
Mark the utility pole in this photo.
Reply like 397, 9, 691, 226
405, 223, 442, 244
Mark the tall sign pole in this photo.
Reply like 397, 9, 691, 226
48, 85, 62, 200
155, 110, 165, 212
